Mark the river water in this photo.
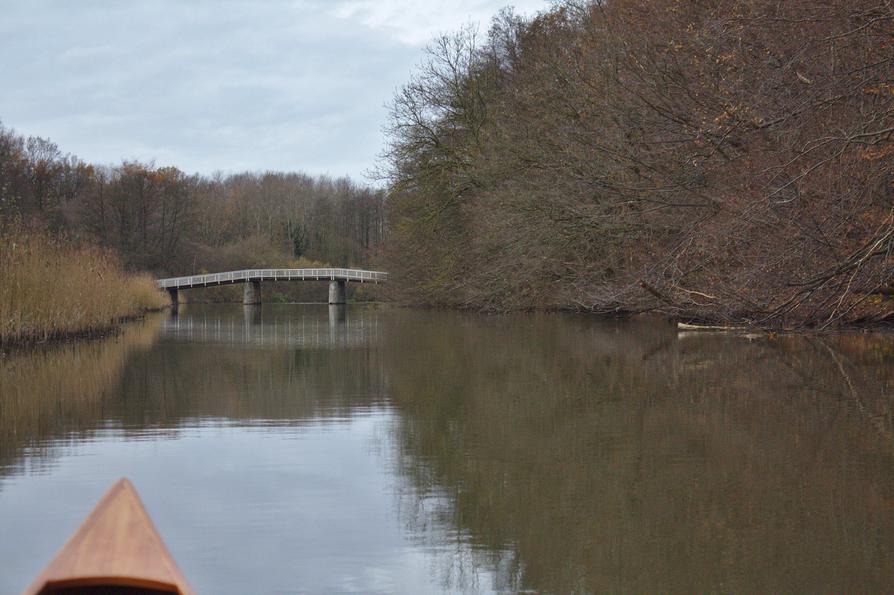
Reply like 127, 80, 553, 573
2, 304, 894, 593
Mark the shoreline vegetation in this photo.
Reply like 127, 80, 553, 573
0, 225, 169, 348
0, 118, 386, 314
380, 0, 894, 329
1, 1, 891, 332
0, 111, 386, 343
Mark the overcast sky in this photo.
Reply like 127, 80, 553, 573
0, 0, 550, 183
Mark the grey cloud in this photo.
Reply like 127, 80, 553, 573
0, 0, 548, 181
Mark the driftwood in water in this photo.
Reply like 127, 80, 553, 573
677, 322, 747, 331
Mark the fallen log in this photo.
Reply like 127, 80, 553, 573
676, 322, 747, 331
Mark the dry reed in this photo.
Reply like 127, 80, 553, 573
0, 226, 168, 345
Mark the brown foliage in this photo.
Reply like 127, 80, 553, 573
0, 225, 168, 345
0, 122, 387, 279
383, 0, 894, 327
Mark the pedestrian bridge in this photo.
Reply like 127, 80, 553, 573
156, 268, 388, 304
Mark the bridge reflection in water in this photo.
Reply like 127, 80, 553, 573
162, 304, 378, 349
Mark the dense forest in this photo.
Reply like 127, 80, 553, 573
0, 122, 386, 280
383, 0, 894, 327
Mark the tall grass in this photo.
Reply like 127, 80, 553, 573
0, 226, 169, 345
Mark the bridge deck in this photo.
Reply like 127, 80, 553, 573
156, 268, 388, 290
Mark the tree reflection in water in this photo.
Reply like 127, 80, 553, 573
383, 312, 894, 593
3, 307, 894, 592
0, 314, 165, 476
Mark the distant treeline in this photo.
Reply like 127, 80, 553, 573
0, 123, 386, 277
382, 0, 894, 327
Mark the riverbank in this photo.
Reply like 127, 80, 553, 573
380, 2, 893, 330
386, 298, 894, 333
0, 227, 169, 348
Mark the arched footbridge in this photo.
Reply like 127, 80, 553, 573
156, 268, 388, 305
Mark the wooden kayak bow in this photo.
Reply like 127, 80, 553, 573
22, 478, 195, 595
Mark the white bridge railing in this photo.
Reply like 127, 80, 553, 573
156, 268, 388, 290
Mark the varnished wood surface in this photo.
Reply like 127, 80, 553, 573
22, 478, 195, 595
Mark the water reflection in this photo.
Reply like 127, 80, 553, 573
1, 306, 894, 593
142, 306, 387, 424
329, 304, 347, 326
0, 314, 164, 477
161, 304, 378, 349
384, 314, 894, 592
243, 303, 262, 326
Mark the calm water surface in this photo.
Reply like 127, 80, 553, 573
3, 304, 894, 593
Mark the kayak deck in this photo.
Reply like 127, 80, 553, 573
23, 478, 195, 595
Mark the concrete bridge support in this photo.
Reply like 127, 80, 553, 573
243, 280, 262, 305
328, 280, 346, 304
166, 288, 179, 306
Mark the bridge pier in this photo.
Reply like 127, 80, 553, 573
243, 280, 262, 305
166, 288, 179, 306
328, 280, 346, 304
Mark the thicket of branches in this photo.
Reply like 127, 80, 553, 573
383, 0, 894, 327
0, 123, 386, 278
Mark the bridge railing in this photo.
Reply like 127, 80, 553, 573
156, 268, 389, 290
